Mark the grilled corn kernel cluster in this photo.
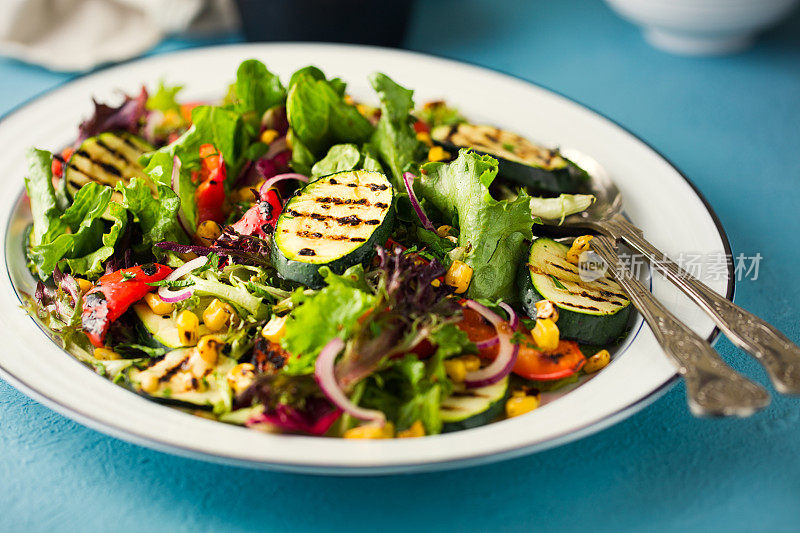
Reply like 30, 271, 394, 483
227, 363, 256, 394
534, 300, 559, 322
196, 220, 222, 243
93, 347, 121, 361
427, 145, 450, 162
262, 315, 288, 343
416, 131, 433, 147
144, 292, 175, 315
397, 420, 426, 438
566, 235, 593, 264
75, 278, 93, 293
584, 349, 611, 374
344, 422, 395, 439
505, 390, 540, 418
259, 128, 279, 145
177, 310, 200, 346
203, 299, 235, 332
445, 260, 473, 294
532, 318, 560, 351
444, 355, 481, 383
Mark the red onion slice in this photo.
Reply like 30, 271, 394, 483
170, 156, 193, 237
464, 300, 519, 388
259, 173, 309, 197
499, 302, 519, 330
402, 172, 435, 232
475, 336, 499, 350
314, 337, 386, 424
157, 256, 208, 303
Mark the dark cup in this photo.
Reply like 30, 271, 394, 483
235, 0, 416, 48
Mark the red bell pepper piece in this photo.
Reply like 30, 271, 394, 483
81, 263, 173, 347
195, 144, 228, 224
230, 187, 282, 238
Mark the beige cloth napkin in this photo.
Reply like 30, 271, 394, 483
0, 0, 239, 72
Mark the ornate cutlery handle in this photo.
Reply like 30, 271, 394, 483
603, 215, 800, 395
590, 235, 770, 417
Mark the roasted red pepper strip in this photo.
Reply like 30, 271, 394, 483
195, 144, 228, 224
81, 263, 173, 347
230, 187, 282, 239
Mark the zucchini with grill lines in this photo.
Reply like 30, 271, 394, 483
431, 123, 588, 194
64, 131, 154, 199
518, 238, 631, 345
271, 170, 395, 288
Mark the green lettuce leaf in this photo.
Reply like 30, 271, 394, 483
117, 178, 186, 257
144, 151, 197, 230
368, 72, 426, 187
27, 181, 115, 279
310, 143, 384, 179
146, 81, 183, 114
281, 266, 376, 375
233, 59, 286, 118
417, 150, 534, 301
24, 148, 65, 249
142, 105, 249, 178
286, 70, 373, 174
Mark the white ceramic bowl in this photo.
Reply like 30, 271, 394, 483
604, 0, 799, 55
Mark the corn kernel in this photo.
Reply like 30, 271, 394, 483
428, 145, 450, 162
566, 235, 594, 264
461, 354, 481, 372
344, 422, 395, 439
506, 394, 540, 418
262, 315, 288, 343
75, 278, 93, 293
531, 318, 560, 351
227, 363, 256, 394
203, 299, 235, 332
397, 420, 426, 438
444, 359, 467, 383
259, 128, 279, 145
232, 186, 258, 203
534, 300, 559, 322
344, 94, 355, 105
144, 292, 175, 315
196, 220, 222, 243
436, 225, 453, 238
94, 347, 121, 360
416, 131, 433, 147
430, 278, 441, 288
584, 349, 611, 374
356, 104, 372, 117
197, 335, 223, 365
177, 310, 200, 346
139, 373, 159, 394
445, 260, 473, 294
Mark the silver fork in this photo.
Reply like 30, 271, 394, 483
548, 153, 800, 395
590, 235, 770, 417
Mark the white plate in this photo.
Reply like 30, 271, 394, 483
0, 43, 731, 475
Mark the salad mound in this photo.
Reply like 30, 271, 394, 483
21, 59, 630, 438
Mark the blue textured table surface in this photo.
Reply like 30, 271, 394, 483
2, 1, 799, 531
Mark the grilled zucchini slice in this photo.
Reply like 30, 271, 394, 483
128, 347, 236, 409
133, 303, 211, 349
64, 132, 153, 199
518, 238, 631, 345
271, 170, 395, 288
440, 376, 509, 432
431, 123, 588, 194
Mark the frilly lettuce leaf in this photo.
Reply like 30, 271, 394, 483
417, 149, 535, 301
